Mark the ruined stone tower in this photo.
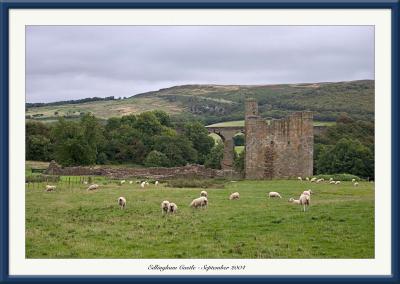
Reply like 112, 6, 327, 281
245, 98, 313, 179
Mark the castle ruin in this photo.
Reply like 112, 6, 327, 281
245, 98, 313, 179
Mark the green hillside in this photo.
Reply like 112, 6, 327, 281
26, 80, 374, 124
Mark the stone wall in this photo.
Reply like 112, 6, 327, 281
245, 99, 313, 179
45, 161, 232, 180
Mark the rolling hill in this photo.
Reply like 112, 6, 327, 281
26, 80, 374, 124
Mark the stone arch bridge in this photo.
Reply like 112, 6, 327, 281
206, 126, 244, 170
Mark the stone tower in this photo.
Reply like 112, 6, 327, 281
245, 99, 313, 179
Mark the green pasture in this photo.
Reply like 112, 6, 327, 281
26, 178, 374, 259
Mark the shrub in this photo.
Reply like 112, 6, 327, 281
144, 150, 170, 167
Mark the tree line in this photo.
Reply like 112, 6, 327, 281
26, 110, 220, 168
26, 111, 374, 179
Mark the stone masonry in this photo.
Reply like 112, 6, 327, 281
245, 98, 313, 179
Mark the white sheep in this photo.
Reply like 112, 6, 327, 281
305, 177, 310, 181
45, 185, 56, 192
320, 178, 325, 181
316, 178, 323, 183
129, 181, 133, 184
120, 180, 126, 185
310, 177, 317, 182
268, 192, 282, 198
87, 184, 99, 191
135, 180, 140, 184
229, 192, 240, 200
352, 178, 356, 183
190, 197, 208, 208
200, 190, 208, 198
140, 182, 146, 188
168, 202, 178, 213
329, 181, 336, 184
302, 189, 313, 196
155, 181, 159, 186
161, 200, 170, 214
354, 182, 359, 187
289, 194, 310, 212
83, 181, 88, 185
118, 197, 126, 209
329, 178, 334, 182
297, 177, 302, 181
145, 181, 149, 186
335, 181, 341, 185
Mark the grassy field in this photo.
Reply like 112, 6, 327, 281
26, 178, 374, 259
206, 120, 336, 128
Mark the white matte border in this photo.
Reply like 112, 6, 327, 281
9, 9, 391, 276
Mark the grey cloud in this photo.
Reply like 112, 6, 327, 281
26, 26, 374, 103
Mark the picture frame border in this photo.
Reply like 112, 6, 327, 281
0, 0, 399, 282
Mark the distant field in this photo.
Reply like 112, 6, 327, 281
206, 120, 336, 128
26, 178, 374, 258
26, 96, 185, 121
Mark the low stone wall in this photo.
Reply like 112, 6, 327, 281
44, 161, 236, 180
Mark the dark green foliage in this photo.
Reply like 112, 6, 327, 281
184, 121, 215, 164
316, 138, 374, 179
153, 135, 198, 167
234, 149, 245, 173
233, 133, 245, 146
205, 142, 224, 169
26, 121, 54, 161
314, 118, 374, 178
144, 150, 170, 167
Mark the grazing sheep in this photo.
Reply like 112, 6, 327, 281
118, 197, 126, 209
297, 177, 302, 181
168, 202, 178, 213
335, 181, 341, 185
288, 198, 300, 205
145, 181, 149, 186
316, 178, 323, 183
302, 189, 313, 196
352, 178, 356, 183
329, 178, 334, 182
45, 185, 56, 192
305, 177, 310, 181
155, 181, 159, 186
330, 181, 336, 184
229, 192, 240, 200
190, 197, 208, 208
200, 190, 208, 198
87, 184, 99, 191
140, 182, 146, 188
354, 182, 359, 187
135, 181, 140, 184
289, 195, 310, 211
320, 178, 325, 181
268, 192, 282, 198
120, 180, 126, 185
83, 181, 88, 185
129, 181, 133, 184
161, 200, 170, 214
310, 177, 317, 182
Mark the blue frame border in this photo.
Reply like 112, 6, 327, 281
0, 1, 399, 283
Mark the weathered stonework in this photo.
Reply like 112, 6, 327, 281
245, 98, 313, 179
45, 162, 236, 179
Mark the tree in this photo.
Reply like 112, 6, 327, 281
233, 133, 245, 146
144, 150, 170, 167
153, 134, 198, 166
134, 112, 163, 137
316, 138, 374, 178
234, 149, 245, 173
152, 110, 171, 127
184, 121, 215, 164
204, 142, 224, 169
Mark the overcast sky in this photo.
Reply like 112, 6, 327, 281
26, 26, 374, 103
